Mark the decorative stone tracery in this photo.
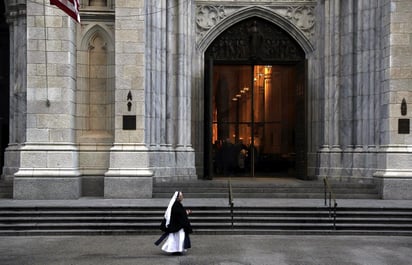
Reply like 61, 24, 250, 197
285, 6, 315, 38
205, 17, 305, 62
195, 3, 316, 45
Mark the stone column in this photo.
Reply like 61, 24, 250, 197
13, 0, 81, 199
145, 0, 196, 182
317, 0, 343, 177
374, 0, 412, 199
317, 0, 382, 182
2, 1, 26, 182
104, 0, 153, 198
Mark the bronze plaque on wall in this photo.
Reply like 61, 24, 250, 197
398, 119, 410, 134
123, 115, 136, 130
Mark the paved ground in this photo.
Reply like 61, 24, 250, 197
0, 234, 411, 265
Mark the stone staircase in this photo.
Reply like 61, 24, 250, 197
0, 204, 411, 236
153, 178, 380, 199
0, 177, 380, 199
0, 177, 404, 236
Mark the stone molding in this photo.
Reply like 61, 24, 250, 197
195, 2, 315, 46
4, 1, 26, 23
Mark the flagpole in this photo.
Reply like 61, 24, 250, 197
43, 0, 50, 107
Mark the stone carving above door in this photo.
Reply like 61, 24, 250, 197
195, 2, 316, 45
205, 17, 305, 62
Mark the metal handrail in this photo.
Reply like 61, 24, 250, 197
323, 177, 338, 230
228, 178, 234, 229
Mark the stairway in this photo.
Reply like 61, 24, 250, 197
153, 178, 380, 199
0, 204, 411, 236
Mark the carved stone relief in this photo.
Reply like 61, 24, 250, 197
205, 17, 305, 62
196, 5, 227, 39
285, 6, 315, 38
195, 2, 316, 45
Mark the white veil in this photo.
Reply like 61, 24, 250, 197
164, 191, 179, 228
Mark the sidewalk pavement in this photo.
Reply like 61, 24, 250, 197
0, 234, 411, 265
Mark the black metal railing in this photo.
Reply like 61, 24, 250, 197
228, 178, 234, 228
323, 177, 337, 229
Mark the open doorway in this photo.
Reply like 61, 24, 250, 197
203, 17, 306, 180
209, 64, 302, 178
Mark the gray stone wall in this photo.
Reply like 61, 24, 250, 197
2, 0, 411, 199
13, 0, 81, 199
374, 0, 412, 199
103, 0, 153, 198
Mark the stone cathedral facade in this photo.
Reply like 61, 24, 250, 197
1, 0, 411, 199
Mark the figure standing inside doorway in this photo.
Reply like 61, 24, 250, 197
248, 20, 263, 60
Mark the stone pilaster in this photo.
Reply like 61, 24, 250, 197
145, 0, 197, 183
104, 0, 153, 198
13, 0, 80, 199
373, 0, 412, 199
316, 0, 382, 182
2, 1, 27, 182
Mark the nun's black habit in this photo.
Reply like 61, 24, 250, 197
155, 191, 192, 253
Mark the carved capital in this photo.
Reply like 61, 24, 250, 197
5, 2, 26, 24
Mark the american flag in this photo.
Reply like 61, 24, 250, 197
50, 0, 80, 23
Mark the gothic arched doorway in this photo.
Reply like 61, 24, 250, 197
204, 17, 307, 179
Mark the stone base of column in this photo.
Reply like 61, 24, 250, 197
13, 143, 81, 199
1, 144, 22, 181
103, 144, 154, 198
374, 171, 412, 199
148, 147, 197, 181
374, 146, 412, 199
14, 174, 81, 200
104, 169, 153, 198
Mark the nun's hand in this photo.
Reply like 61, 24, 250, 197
186, 209, 192, 215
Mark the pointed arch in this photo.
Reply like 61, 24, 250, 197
76, 24, 115, 140
80, 24, 114, 51
198, 5, 314, 56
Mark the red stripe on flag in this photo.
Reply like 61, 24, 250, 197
50, 0, 80, 23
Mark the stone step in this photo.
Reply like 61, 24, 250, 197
0, 205, 411, 236
153, 192, 380, 199
153, 179, 379, 199
154, 183, 378, 188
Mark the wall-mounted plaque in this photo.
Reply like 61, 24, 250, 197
123, 115, 136, 130
398, 119, 410, 134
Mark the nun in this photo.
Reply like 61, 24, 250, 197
155, 191, 193, 254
